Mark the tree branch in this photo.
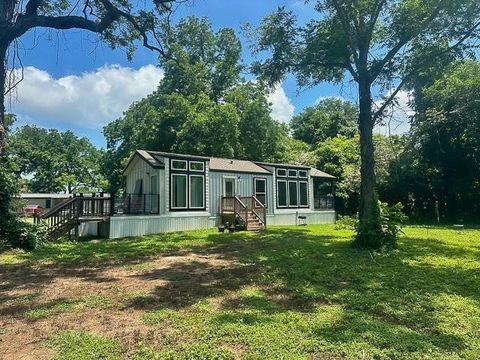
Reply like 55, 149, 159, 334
370, 0, 446, 79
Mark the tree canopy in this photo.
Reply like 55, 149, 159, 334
104, 17, 290, 192
9, 125, 106, 193
290, 98, 357, 147
254, 0, 480, 248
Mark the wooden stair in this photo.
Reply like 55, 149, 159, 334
37, 194, 111, 240
221, 196, 266, 232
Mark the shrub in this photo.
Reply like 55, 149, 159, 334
335, 215, 357, 230
353, 201, 407, 250
0, 217, 48, 250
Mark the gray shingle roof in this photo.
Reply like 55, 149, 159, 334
209, 157, 270, 174
310, 167, 336, 179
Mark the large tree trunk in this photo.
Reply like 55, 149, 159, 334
355, 74, 380, 247
0, 43, 6, 156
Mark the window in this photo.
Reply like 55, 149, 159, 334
299, 181, 309, 207
190, 161, 205, 172
171, 174, 187, 209
133, 179, 143, 195
288, 181, 298, 206
254, 178, 267, 206
170, 158, 206, 211
46, 199, 52, 209
277, 180, 287, 207
276, 168, 287, 177
224, 177, 235, 197
189, 175, 205, 208
171, 159, 187, 170
276, 168, 310, 208
150, 175, 158, 194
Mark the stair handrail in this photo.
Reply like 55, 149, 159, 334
40, 196, 77, 219
251, 195, 267, 228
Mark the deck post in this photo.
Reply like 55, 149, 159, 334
109, 193, 115, 216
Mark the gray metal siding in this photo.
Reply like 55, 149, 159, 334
208, 171, 274, 215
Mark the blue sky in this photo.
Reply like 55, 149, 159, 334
10, 0, 404, 148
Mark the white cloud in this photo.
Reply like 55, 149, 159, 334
268, 85, 295, 123
9, 64, 164, 128
374, 90, 415, 135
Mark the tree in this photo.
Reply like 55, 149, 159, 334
0, 0, 184, 156
104, 17, 290, 192
10, 125, 106, 193
291, 98, 357, 147
408, 61, 480, 221
253, 0, 480, 248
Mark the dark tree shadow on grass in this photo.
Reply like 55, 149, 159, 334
1, 226, 479, 355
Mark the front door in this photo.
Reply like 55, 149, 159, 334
224, 178, 236, 197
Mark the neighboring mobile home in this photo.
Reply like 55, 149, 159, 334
40, 150, 336, 239
108, 150, 336, 239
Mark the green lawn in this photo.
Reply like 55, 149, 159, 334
1, 225, 479, 359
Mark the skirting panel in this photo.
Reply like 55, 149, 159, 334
109, 215, 215, 239
109, 211, 335, 239
267, 211, 336, 226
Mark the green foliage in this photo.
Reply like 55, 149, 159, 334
50, 331, 122, 360
290, 98, 358, 146
3, 225, 480, 358
381, 61, 480, 222
334, 215, 357, 230
10, 125, 106, 193
354, 201, 407, 249
104, 17, 290, 191
253, 0, 480, 247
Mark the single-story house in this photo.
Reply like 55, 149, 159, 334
107, 150, 336, 239
40, 150, 336, 240
18, 193, 72, 209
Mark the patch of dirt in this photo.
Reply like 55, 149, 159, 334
0, 251, 244, 359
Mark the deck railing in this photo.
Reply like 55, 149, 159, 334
114, 194, 160, 215
314, 195, 335, 210
221, 195, 266, 228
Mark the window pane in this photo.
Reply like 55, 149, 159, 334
288, 169, 297, 178
257, 194, 266, 206
277, 181, 287, 206
172, 175, 187, 208
300, 182, 308, 206
255, 179, 266, 193
225, 179, 234, 197
299, 170, 308, 178
289, 181, 298, 206
150, 176, 158, 194
190, 161, 204, 171
190, 176, 204, 208
172, 160, 187, 170
277, 169, 287, 177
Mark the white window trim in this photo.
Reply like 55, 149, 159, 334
189, 174, 205, 209
189, 161, 205, 172
254, 178, 267, 206
276, 168, 287, 177
288, 169, 298, 178
299, 170, 308, 178
277, 179, 288, 208
288, 180, 299, 207
223, 176, 237, 197
170, 173, 188, 209
299, 181, 309, 207
171, 159, 188, 171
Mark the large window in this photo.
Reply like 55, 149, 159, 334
277, 180, 288, 207
170, 158, 206, 211
299, 181, 309, 207
190, 175, 205, 208
171, 174, 187, 209
276, 167, 309, 208
254, 178, 267, 206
